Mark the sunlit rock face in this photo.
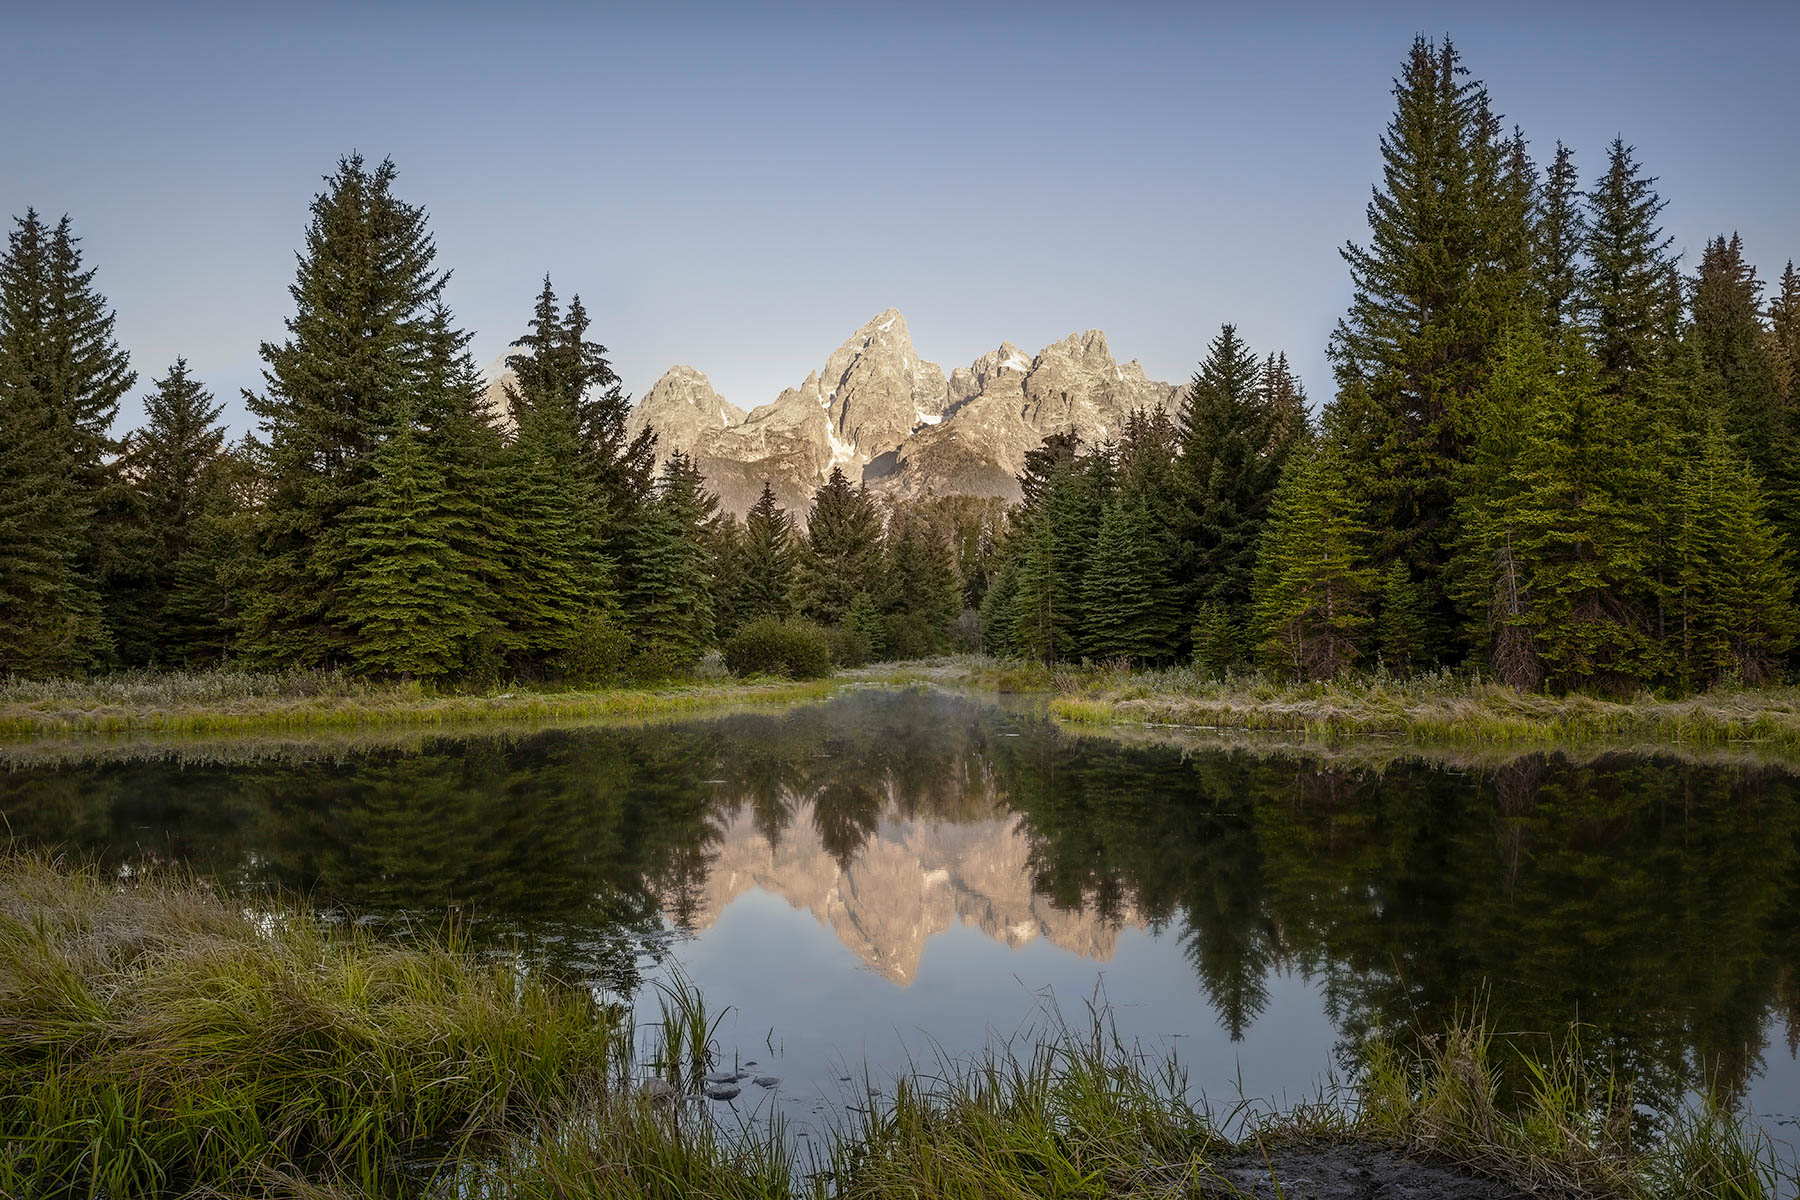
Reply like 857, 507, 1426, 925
676, 796, 1141, 985
592, 311, 1178, 516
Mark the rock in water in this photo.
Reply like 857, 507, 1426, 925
639, 1077, 680, 1103
753, 1075, 781, 1088
704, 1082, 742, 1102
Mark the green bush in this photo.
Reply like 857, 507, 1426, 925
722, 618, 835, 679
560, 610, 631, 684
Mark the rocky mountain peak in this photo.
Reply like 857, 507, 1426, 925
628, 310, 1180, 515
628, 365, 745, 449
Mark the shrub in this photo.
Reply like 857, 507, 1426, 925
722, 618, 834, 679
829, 622, 874, 668
560, 610, 631, 684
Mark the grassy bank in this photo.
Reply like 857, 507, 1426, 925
2, 856, 1791, 1199
0, 668, 842, 740
1007, 661, 1800, 756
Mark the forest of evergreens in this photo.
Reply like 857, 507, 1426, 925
3, 36, 1797, 696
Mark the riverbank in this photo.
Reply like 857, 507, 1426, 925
0, 668, 841, 740
982, 661, 1800, 757
1, 855, 1788, 1199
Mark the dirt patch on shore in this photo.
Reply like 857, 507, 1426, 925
1211, 1146, 1534, 1200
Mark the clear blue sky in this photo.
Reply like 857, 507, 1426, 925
6, 0, 1796, 434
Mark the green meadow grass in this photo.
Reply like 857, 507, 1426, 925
1024, 661, 1800, 757
0, 668, 841, 740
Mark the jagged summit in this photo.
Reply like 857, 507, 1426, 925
630, 310, 1178, 515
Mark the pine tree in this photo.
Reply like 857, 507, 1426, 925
108, 360, 228, 665
1772, 261, 1800, 405
416, 303, 509, 675
1667, 417, 1797, 688
1252, 441, 1377, 680
42, 216, 134, 492
1452, 325, 1552, 687
1174, 325, 1304, 615
1082, 489, 1181, 663
1328, 37, 1525, 655
735, 482, 797, 627
1377, 560, 1429, 675
1582, 139, 1680, 403
843, 590, 887, 665
497, 279, 623, 672
797, 467, 884, 625
1690, 234, 1790, 530
1534, 141, 1585, 333
1503, 337, 1660, 692
340, 416, 483, 680
1010, 449, 1109, 662
1190, 603, 1243, 676
625, 452, 718, 673
243, 156, 454, 668
161, 441, 257, 667
881, 503, 961, 657
0, 350, 96, 676
0, 210, 132, 674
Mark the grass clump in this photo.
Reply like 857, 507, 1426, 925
1358, 1014, 1796, 1200
0, 853, 622, 1197
827, 1005, 1226, 1199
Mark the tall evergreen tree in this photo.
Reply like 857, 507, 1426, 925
1667, 417, 1797, 688
735, 482, 797, 627
1175, 325, 1304, 615
881, 502, 961, 657
107, 360, 228, 664
1534, 141, 1585, 333
1581, 139, 1680, 403
1010, 449, 1110, 662
797, 467, 884, 625
1251, 440, 1377, 680
1328, 37, 1525, 654
1690, 234, 1790, 526
1771, 261, 1800, 405
0, 350, 97, 675
340, 415, 484, 680
625, 452, 718, 671
1501, 336, 1660, 692
1083, 489, 1181, 663
0, 210, 131, 674
160, 441, 257, 667
243, 155, 454, 668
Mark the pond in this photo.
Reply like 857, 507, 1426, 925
3, 686, 1797, 1147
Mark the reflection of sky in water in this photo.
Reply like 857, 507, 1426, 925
666, 893, 1346, 1140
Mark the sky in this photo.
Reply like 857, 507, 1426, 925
5, 0, 1797, 435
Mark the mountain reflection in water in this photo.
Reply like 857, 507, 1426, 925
3, 687, 1798, 1131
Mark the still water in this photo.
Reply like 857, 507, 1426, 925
3, 687, 1798, 1143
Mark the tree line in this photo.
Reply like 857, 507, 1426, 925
4, 37, 1798, 693
981, 37, 1800, 692
0, 157, 985, 682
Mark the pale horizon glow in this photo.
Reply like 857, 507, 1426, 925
5, 0, 1796, 436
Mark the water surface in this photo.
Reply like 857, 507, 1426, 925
4, 687, 1797, 1144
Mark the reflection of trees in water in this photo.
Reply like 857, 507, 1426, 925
993, 729, 1800, 1119
5, 691, 1798, 1119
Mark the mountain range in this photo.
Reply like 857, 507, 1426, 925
484, 310, 1181, 516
